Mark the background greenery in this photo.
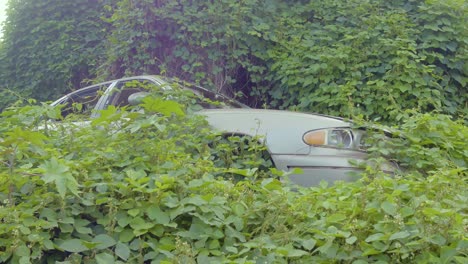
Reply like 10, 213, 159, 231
0, 0, 466, 122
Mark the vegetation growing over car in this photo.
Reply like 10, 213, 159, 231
0, 95, 466, 263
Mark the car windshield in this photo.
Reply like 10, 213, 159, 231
165, 78, 248, 109
110, 78, 247, 110
58, 85, 106, 118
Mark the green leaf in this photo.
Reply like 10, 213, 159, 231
400, 207, 415, 218
389, 231, 410, 240
146, 206, 170, 225
440, 245, 458, 263
362, 248, 381, 256
381, 201, 397, 216
428, 234, 447, 246
327, 214, 347, 223
14, 244, 30, 257
365, 233, 385, 242
130, 217, 154, 230
96, 252, 115, 264
92, 234, 116, 249
119, 229, 135, 243
142, 98, 185, 117
232, 202, 245, 216
91, 105, 120, 125
276, 245, 308, 257
117, 214, 130, 227
302, 239, 316, 250
346, 236, 357, 244
261, 178, 282, 191
58, 239, 89, 253
115, 242, 131, 261
39, 157, 79, 198
128, 209, 140, 217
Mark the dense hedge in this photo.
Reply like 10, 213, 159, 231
1, 0, 466, 122
0, 90, 466, 263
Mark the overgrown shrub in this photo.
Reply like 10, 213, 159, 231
0, 96, 466, 263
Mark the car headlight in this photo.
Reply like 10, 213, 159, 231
303, 128, 354, 148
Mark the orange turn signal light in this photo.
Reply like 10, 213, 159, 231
303, 130, 326, 146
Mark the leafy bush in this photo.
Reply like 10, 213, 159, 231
261, 0, 467, 122
364, 112, 467, 174
0, 96, 466, 263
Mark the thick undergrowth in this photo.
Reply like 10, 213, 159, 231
0, 97, 466, 263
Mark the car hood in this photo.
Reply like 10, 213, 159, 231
197, 109, 351, 155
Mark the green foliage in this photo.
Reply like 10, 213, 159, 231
261, 0, 467, 122
1, 0, 465, 123
0, 0, 109, 107
102, 0, 280, 96
0, 96, 466, 262
103, 0, 466, 122
365, 112, 467, 175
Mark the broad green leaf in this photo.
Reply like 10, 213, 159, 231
146, 206, 170, 225
130, 217, 154, 230
39, 157, 79, 198
428, 234, 447, 246
14, 244, 30, 257
75, 226, 92, 235
142, 98, 185, 117
115, 242, 131, 261
346, 236, 357, 245
400, 207, 415, 218
96, 252, 115, 264
440, 245, 458, 263
91, 106, 120, 125
261, 178, 282, 191
362, 248, 381, 256
81, 241, 100, 249
92, 234, 116, 249
365, 233, 385, 243
128, 209, 140, 217
389, 231, 410, 240
302, 239, 316, 250
276, 244, 308, 257
232, 202, 245, 216
119, 229, 135, 243
182, 196, 207, 206
58, 239, 88, 253
327, 214, 347, 223
381, 201, 397, 216
117, 214, 130, 227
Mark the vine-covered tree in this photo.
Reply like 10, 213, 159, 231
1, 0, 466, 122
0, 0, 109, 107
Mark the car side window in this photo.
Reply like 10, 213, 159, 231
108, 80, 155, 107
60, 84, 107, 118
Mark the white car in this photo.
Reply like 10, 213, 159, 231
52, 75, 389, 186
